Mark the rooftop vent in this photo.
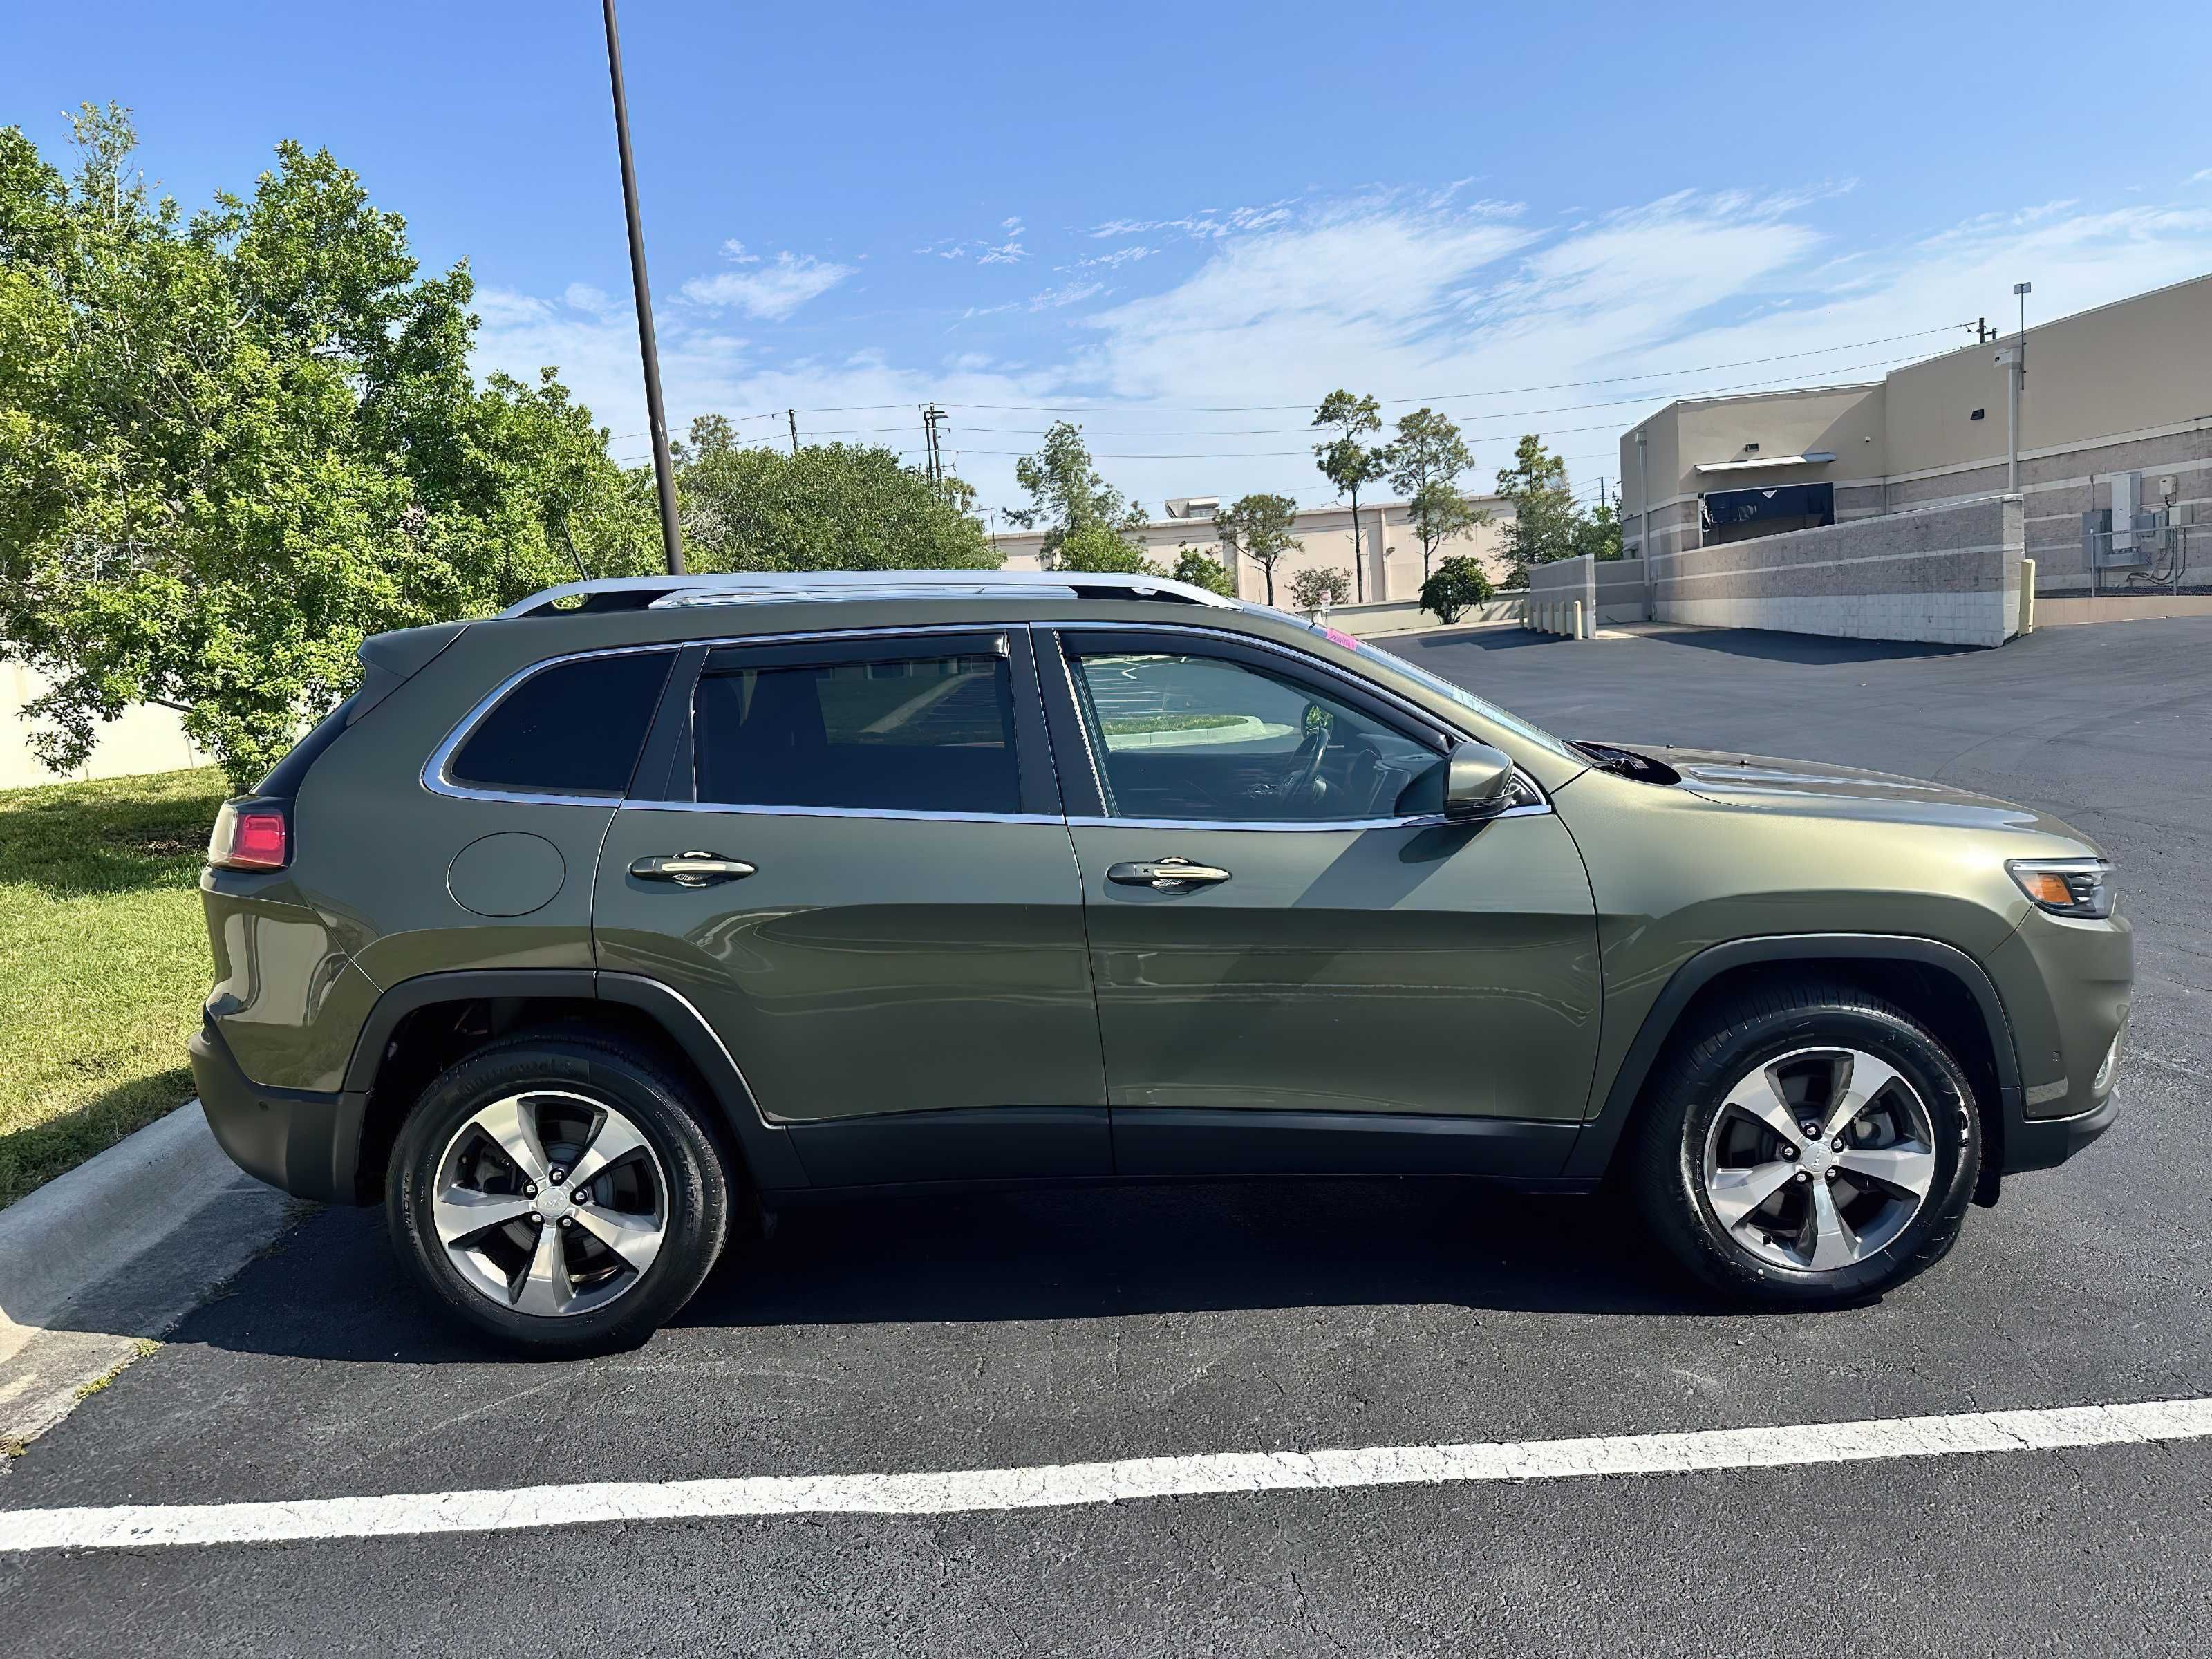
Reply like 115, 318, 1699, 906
1163, 496, 1221, 520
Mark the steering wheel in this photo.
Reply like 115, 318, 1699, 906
1283, 706, 1333, 806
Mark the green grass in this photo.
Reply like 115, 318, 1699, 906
1099, 713, 1246, 734
0, 767, 227, 1209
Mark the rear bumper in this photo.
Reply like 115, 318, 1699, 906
189, 1018, 365, 1203
2000, 1087, 2119, 1176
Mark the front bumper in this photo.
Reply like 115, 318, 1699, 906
189, 1018, 364, 1203
2000, 1087, 2119, 1176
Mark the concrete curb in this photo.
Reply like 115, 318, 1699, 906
0, 1102, 301, 1448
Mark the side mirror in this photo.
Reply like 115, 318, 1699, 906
1443, 740, 1517, 821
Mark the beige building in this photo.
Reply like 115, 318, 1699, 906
991, 493, 1516, 607
1, 661, 203, 791
1619, 272, 2212, 592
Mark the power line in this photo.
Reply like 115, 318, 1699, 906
696, 324, 1969, 426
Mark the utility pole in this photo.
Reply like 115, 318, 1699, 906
787, 409, 799, 454
601, 0, 683, 574
1974, 317, 1992, 345
920, 404, 948, 487
2004, 281, 2032, 494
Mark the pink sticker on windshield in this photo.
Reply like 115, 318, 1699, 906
1322, 626, 1361, 651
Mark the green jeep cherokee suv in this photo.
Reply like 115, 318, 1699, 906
191, 571, 2130, 1353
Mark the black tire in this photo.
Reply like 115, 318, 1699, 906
386, 1031, 733, 1355
1628, 981, 1980, 1306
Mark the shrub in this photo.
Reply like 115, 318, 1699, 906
1288, 565, 1353, 616
1170, 549, 1236, 597
1420, 556, 1495, 623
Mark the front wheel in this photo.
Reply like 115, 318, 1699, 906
386, 1033, 732, 1354
1629, 984, 1980, 1306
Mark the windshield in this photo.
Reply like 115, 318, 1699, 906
1348, 638, 1582, 765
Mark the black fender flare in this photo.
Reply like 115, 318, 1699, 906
1561, 933, 2021, 1185
344, 968, 809, 1192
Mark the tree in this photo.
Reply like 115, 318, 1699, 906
1006, 420, 1145, 567
1387, 407, 1487, 579
1168, 547, 1235, 597
1573, 497, 1624, 562
1212, 493, 1301, 605
675, 428, 995, 573
1419, 556, 1494, 624
0, 106, 659, 787
1494, 433, 1582, 581
1288, 565, 1351, 616
1054, 521, 1156, 574
1311, 389, 1390, 603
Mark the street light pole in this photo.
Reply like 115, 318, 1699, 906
602, 0, 684, 575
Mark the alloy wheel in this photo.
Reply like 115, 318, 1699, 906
1700, 1045, 1939, 1273
432, 1090, 669, 1318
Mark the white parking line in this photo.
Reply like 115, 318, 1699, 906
5, 1397, 2209, 1553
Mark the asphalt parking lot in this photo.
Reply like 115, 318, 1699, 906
3, 617, 2208, 1658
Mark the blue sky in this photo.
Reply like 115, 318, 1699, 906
10, 1, 2212, 521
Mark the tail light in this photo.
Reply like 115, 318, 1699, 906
207, 803, 290, 872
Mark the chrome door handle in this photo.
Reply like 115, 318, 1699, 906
629, 852, 757, 887
1107, 857, 1232, 890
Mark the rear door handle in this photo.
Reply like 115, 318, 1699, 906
1107, 857, 1232, 890
629, 852, 757, 887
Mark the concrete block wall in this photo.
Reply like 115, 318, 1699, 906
1528, 556, 1649, 625
1651, 496, 2024, 648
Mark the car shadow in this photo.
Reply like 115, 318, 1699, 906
1623, 626, 1977, 665
146, 1177, 1771, 1368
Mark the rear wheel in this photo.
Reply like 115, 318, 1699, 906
387, 1033, 731, 1354
1629, 984, 1979, 1306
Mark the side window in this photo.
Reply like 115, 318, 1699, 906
448, 651, 673, 796
1067, 648, 1445, 823
694, 649, 1021, 815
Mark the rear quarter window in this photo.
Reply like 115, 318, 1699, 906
447, 651, 675, 797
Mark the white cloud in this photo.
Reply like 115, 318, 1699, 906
477, 185, 2212, 521
561, 282, 615, 317
680, 250, 854, 319
976, 239, 1027, 265
718, 239, 762, 263
2189, 167, 2212, 185
1060, 245, 1155, 272
1090, 200, 1301, 240
964, 279, 1105, 319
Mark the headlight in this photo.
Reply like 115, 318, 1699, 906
2007, 857, 2115, 919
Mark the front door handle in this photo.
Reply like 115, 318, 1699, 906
629, 851, 757, 888
1107, 857, 1232, 891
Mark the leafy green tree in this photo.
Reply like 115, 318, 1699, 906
1288, 565, 1351, 615
1006, 420, 1145, 567
0, 106, 658, 787
1387, 407, 1487, 579
675, 428, 995, 573
1311, 389, 1390, 603
1573, 497, 1624, 561
1053, 521, 1156, 574
1418, 555, 1494, 624
1168, 547, 1235, 597
1212, 493, 1301, 605
1494, 434, 1582, 580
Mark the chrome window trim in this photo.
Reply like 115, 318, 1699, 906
1066, 802, 1551, 834
1046, 619, 1556, 829
422, 625, 1019, 809
422, 642, 684, 808
618, 800, 1065, 827
421, 618, 1557, 826
1056, 619, 1467, 754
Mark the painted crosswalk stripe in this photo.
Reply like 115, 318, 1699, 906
3, 1396, 2209, 1553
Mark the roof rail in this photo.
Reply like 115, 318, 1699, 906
499, 569, 1241, 618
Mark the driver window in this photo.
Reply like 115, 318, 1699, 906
1067, 648, 1445, 823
